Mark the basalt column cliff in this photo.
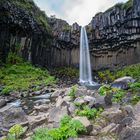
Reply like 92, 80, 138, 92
0, 0, 140, 70
87, 0, 140, 70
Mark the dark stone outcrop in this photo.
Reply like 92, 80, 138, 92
0, 0, 140, 70
87, 0, 140, 69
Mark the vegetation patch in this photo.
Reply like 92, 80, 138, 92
53, 67, 79, 78
75, 105, 103, 120
67, 85, 77, 99
31, 115, 86, 140
0, 52, 56, 94
98, 63, 140, 82
3, 124, 23, 140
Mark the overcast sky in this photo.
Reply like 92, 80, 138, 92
34, 0, 128, 26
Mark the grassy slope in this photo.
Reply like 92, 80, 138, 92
0, 62, 55, 94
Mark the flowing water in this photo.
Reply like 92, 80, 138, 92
79, 27, 97, 86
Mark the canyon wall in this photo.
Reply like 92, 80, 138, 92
0, 0, 140, 70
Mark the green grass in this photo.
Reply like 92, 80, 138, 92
0, 62, 55, 94
98, 63, 140, 82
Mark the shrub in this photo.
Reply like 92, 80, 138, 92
75, 105, 103, 120
31, 115, 86, 140
67, 85, 77, 98
0, 62, 56, 94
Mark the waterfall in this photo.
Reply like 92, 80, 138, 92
79, 27, 96, 86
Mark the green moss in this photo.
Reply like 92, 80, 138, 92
122, 0, 133, 10
105, 0, 133, 13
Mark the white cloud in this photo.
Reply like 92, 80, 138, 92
34, 0, 128, 26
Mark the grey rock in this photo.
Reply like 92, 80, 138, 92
48, 106, 68, 123
34, 99, 50, 105
0, 99, 6, 108
73, 116, 93, 134
104, 93, 112, 106
111, 77, 135, 90
74, 97, 85, 105
84, 96, 96, 107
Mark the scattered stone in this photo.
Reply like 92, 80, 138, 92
84, 96, 96, 107
63, 96, 73, 102
94, 95, 105, 108
51, 89, 65, 98
119, 127, 135, 140
0, 99, 6, 108
101, 123, 116, 134
104, 93, 112, 106
74, 97, 85, 105
73, 116, 93, 134
48, 106, 68, 123
68, 103, 76, 114
34, 99, 50, 105
101, 107, 124, 124
34, 91, 41, 95
34, 104, 49, 112
121, 105, 135, 118
27, 114, 48, 130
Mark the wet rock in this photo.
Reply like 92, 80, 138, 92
48, 106, 68, 123
33, 91, 41, 95
111, 77, 135, 90
73, 116, 93, 134
34, 99, 50, 105
32, 93, 51, 100
0, 99, 6, 108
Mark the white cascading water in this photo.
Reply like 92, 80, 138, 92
79, 27, 95, 86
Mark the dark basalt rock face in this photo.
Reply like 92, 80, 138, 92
0, 0, 140, 70
87, 0, 140, 69
0, 0, 80, 68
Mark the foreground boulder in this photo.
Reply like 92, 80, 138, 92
111, 76, 135, 90
0, 105, 28, 136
